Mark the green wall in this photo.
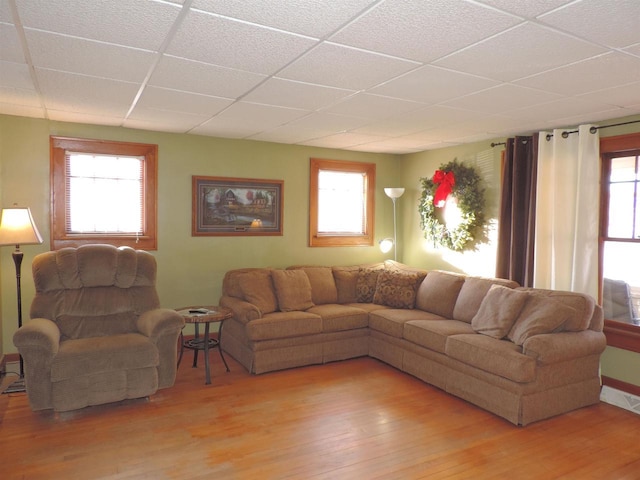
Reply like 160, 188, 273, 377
0, 114, 401, 353
2, 111, 640, 390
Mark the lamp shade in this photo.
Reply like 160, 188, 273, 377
0, 207, 43, 246
384, 188, 405, 199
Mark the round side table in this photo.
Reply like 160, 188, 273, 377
176, 306, 232, 385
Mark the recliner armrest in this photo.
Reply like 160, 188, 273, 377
523, 330, 606, 364
137, 308, 184, 338
13, 318, 61, 355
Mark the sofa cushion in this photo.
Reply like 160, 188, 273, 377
238, 270, 278, 314
415, 271, 465, 318
471, 285, 529, 339
297, 267, 338, 305
516, 288, 595, 332
356, 267, 383, 303
508, 295, 576, 346
246, 311, 322, 341
372, 270, 425, 309
271, 270, 314, 312
445, 334, 536, 383
453, 276, 520, 323
404, 319, 474, 354
306, 304, 369, 332
369, 309, 443, 338
333, 269, 359, 304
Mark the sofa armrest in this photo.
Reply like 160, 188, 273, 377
523, 330, 607, 364
13, 318, 61, 356
220, 295, 261, 324
137, 308, 185, 338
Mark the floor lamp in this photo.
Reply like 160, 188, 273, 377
383, 188, 405, 262
0, 205, 43, 394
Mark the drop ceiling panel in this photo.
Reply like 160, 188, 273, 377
0, 84, 40, 107
0, 22, 24, 63
242, 78, 355, 111
15, 0, 181, 50
191, 0, 377, 38
475, 0, 573, 18
0, 61, 33, 89
322, 93, 424, 120
352, 105, 486, 137
190, 101, 309, 138
538, 0, 640, 48
278, 42, 420, 90
36, 69, 139, 117
441, 84, 562, 114
149, 55, 266, 99
125, 106, 211, 133
299, 132, 390, 149
136, 86, 233, 117
1, 0, 640, 154
506, 97, 623, 124
166, 9, 317, 75
577, 82, 640, 108
370, 65, 500, 104
435, 22, 607, 82
25, 30, 156, 83
330, 0, 521, 63
0, 101, 44, 118
515, 52, 640, 96
47, 109, 123, 126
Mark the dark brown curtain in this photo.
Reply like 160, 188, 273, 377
496, 134, 538, 286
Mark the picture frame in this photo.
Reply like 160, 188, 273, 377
192, 176, 284, 236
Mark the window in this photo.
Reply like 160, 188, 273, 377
309, 158, 375, 247
50, 136, 158, 250
599, 132, 640, 352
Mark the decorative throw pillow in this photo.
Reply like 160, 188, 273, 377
415, 271, 465, 318
471, 285, 529, 339
515, 288, 594, 332
300, 267, 338, 305
372, 270, 424, 309
508, 295, 576, 346
333, 269, 359, 304
238, 271, 278, 314
271, 269, 314, 312
356, 267, 382, 303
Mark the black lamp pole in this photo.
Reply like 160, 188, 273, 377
11, 246, 25, 378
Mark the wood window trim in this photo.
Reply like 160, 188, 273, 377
600, 131, 640, 352
309, 158, 375, 247
50, 136, 158, 250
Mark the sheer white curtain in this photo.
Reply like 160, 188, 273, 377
534, 125, 600, 297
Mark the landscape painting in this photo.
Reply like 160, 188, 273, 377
192, 176, 283, 236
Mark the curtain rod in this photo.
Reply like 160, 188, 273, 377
491, 137, 530, 148
545, 119, 640, 141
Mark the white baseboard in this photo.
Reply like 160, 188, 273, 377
601, 385, 640, 415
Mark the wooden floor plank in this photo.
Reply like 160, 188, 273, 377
1, 356, 639, 479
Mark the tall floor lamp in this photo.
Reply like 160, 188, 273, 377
383, 188, 405, 262
0, 205, 43, 394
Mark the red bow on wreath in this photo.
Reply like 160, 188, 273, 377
432, 170, 455, 208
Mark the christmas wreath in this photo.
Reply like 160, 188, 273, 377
418, 159, 486, 251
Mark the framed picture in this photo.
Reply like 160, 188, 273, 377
192, 176, 284, 236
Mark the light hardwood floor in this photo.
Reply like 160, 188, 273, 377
1, 355, 639, 480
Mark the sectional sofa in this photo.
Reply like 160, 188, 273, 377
219, 261, 606, 426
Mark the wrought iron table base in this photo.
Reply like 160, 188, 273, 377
178, 322, 230, 385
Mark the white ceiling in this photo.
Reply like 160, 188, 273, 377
1, 0, 640, 154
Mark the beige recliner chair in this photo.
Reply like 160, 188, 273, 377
13, 244, 184, 412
